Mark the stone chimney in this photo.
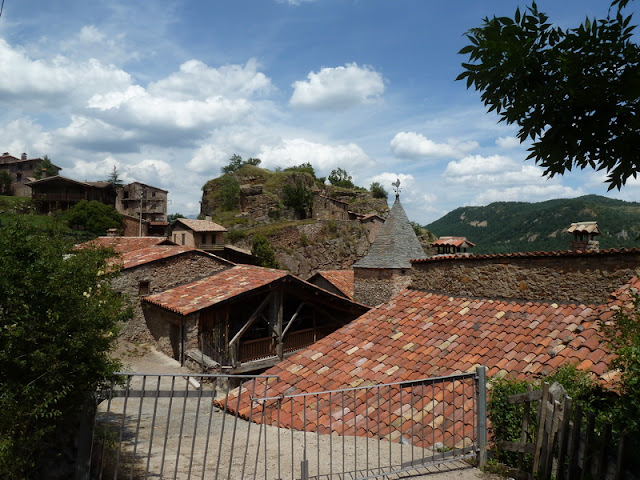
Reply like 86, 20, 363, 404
106, 228, 119, 237
567, 221, 600, 252
21, 153, 27, 160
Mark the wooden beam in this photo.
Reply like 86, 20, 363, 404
281, 302, 305, 338
228, 293, 272, 348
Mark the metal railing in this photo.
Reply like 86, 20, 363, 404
83, 367, 487, 479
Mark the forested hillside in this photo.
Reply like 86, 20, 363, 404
426, 195, 640, 254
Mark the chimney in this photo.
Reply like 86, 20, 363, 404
205, 215, 212, 222
106, 228, 119, 237
567, 221, 600, 252
21, 153, 27, 160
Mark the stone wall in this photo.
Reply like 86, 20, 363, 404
142, 305, 199, 361
411, 251, 640, 304
354, 267, 412, 307
112, 252, 229, 342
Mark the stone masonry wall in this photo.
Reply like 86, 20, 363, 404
112, 252, 229, 342
411, 252, 640, 304
354, 268, 412, 307
142, 306, 199, 361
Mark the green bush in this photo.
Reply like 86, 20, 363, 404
282, 183, 313, 219
60, 200, 122, 237
252, 234, 279, 268
226, 229, 247, 242
0, 216, 132, 478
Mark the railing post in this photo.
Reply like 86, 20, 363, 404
476, 365, 488, 469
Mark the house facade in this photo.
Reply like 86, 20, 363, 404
170, 218, 227, 252
27, 175, 116, 214
115, 182, 168, 223
0, 152, 61, 196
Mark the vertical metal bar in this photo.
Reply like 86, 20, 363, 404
291, 397, 295, 480
144, 375, 162, 479
400, 385, 404, 467
98, 379, 115, 480
377, 386, 381, 474
201, 377, 218, 480
452, 378, 456, 456
187, 377, 204, 480
441, 379, 445, 461
432, 381, 435, 460
329, 391, 333, 479
173, 375, 190, 479
316, 393, 320, 479
388, 386, 392, 470
241, 378, 258, 480
353, 388, 357, 475
277, 396, 282, 480
410, 385, 415, 465
113, 375, 132, 480
476, 366, 487, 468
365, 387, 369, 476
421, 382, 426, 464
342, 392, 346, 477
159, 375, 176, 479
224, 380, 243, 480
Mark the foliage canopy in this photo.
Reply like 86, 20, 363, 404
60, 200, 122, 237
33, 155, 59, 180
0, 216, 131, 478
252, 234, 279, 268
221, 154, 262, 175
328, 168, 355, 189
458, 1, 640, 190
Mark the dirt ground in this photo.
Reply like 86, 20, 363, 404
105, 340, 502, 480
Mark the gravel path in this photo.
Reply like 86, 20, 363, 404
100, 341, 499, 480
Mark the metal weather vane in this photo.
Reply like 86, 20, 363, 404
392, 178, 401, 198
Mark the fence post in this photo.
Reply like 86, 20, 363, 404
476, 366, 488, 469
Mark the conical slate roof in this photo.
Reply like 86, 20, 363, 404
353, 195, 425, 269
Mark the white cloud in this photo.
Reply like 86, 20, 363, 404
0, 38, 131, 108
258, 138, 373, 174
290, 63, 384, 110
0, 118, 52, 158
390, 132, 478, 159
444, 154, 517, 176
149, 59, 273, 100
187, 144, 230, 174
472, 185, 584, 205
496, 136, 521, 149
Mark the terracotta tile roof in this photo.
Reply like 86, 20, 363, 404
111, 245, 232, 270
77, 236, 174, 254
567, 221, 601, 235
431, 236, 476, 248
310, 270, 355, 299
174, 218, 227, 233
143, 265, 369, 316
143, 265, 290, 315
411, 247, 640, 264
224, 278, 638, 442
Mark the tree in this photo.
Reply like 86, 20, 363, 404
246, 157, 262, 167
218, 175, 240, 210
61, 200, 122, 237
282, 182, 313, 218
221, 154, 244, 174
285, 162, 317, 178
0, 216, 131, 478
328, 168, 355, 188
370, 181, 389, 199
0, 170, 12, 195
33, 155, 58, 180
252, 234, 279, 268
167, 213, 186, 223
458, 1, 640, 190
106, 165, 124, 187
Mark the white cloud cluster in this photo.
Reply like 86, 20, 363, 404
390, 132, 478, 159
0, 38, 131, 108
496, 136, 521, 149
290, 63, 384, 110
258, 138, 373, 174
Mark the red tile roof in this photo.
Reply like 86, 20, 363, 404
311, 270, 355, 299
77, 236, 173, 253
224, 278, 639, 443
112, 245, 230, 270
411, 247, 640, 264
143, 265, 290, 315
431, 236, 476, 248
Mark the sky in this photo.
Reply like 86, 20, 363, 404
0, 0, 637, 225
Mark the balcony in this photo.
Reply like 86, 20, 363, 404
196, 243, 225, 252
33, 193, 85, 202
239, 327, 328, 363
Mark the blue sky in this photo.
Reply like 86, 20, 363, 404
0, 0, 636, 224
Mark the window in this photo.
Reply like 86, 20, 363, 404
181, 233, 186, 245
138, 281, 150, 295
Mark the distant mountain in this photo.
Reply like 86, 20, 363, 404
426, 195, 640, 254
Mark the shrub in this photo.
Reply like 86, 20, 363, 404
60, 200, 122, 237
370, 181, 389, 199
252, 234, 279, 268
0, 216, 132, 478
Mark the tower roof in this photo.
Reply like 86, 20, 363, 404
353, 195, 425, 269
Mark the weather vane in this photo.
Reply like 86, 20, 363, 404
392, 178, 401, 198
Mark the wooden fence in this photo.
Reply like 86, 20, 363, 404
498, 382, 636, 480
